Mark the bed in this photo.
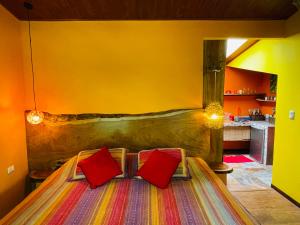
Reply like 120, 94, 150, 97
1, 154, 258, 225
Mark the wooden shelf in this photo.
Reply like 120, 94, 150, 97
224, 93, 265, 96
256, 98, 276, 103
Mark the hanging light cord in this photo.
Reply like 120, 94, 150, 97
26, 8, 37, 111
214, 70, 217, 100
212, 69, 220, 101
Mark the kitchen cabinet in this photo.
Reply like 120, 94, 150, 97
223, 126, 250, 151
224, 121, 275, 164
250, 126, 275, 165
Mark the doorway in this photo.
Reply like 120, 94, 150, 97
223, 39, 277, 191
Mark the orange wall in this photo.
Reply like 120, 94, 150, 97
0, 6, 28, 218
224, 66, 276, 116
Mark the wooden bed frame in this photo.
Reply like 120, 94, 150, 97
25, 108, 214, 171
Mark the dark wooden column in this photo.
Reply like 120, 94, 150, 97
203, 40, 226, 163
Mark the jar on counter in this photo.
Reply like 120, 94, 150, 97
234, 116, 239, 122
265, 114, 270, 122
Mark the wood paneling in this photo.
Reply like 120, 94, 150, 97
203, 40, 226, 163
1, 0, 297, 21
203, 40, 226, 107
25, 109, 211, 170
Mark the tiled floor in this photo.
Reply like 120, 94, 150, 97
225, 155, 300, 225
226, 156, 272, 191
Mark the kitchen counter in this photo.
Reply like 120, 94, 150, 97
224, 120, 275, 165
251, 121, 275, 129
224, 120, 275, 129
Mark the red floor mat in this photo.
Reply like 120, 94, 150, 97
223, 155, 254, 163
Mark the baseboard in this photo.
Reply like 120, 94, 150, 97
271, 184, 300, 207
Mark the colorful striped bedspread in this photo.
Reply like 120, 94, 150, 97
1, 157, 258, 225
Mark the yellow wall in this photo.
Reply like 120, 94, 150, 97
20, 20, 285, 114
0, 5, 28, 217
229, 33, 300, 202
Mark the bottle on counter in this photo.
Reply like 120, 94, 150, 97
265, 114, 270, 122
272, 107, 276, 118
237, 107, 241, 117
234, 115, 239, 122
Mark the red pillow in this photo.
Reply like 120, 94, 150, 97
137, 150, 181, 188
78, 147, 122, 189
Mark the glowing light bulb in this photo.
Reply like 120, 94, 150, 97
27, 110, 44, 125
210, 113, 218, 120
205, 102, 224, 129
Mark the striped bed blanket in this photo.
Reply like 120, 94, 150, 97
1, 157, 258, 225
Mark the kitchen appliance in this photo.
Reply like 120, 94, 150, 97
250, 126, 275, 165
250, 127, 265, 163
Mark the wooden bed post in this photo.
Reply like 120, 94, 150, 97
203, 40, 226, 164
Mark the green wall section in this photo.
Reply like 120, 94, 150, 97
229, 35, 300, 203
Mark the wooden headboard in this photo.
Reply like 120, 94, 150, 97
25, 108, 212, 170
